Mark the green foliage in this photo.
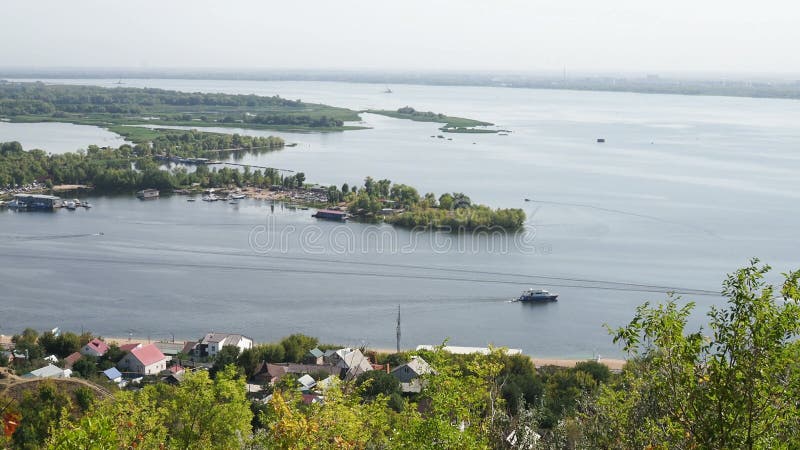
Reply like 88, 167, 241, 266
14, 382, 72, 449
369, 107, 494, 131
583, 259, 800, 449
0, 82, 360, 131
11, 328, 42, 360
38, 331, 80, 358
356, 370, 401, 400
71, 356, 98, 379
210, 345, 241, 378
47, 366, 252, 449
278, 334, 319, 363
345, 177, 526, 231
0, 139, 287, 193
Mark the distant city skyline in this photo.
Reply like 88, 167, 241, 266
2, 0, 799, 75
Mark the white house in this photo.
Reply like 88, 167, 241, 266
23, 364, 71, 379
118, 343, 167, 375
80, 338, 110, 357
194, 332, 253, 358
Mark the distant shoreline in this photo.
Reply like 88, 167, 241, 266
2, 71, 800, 101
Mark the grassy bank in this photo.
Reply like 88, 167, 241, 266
367, 106, 497, 133
0, 82, 366, 133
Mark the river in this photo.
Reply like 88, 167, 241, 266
1, 78, 799, 358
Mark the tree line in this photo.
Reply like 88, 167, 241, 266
326, 176, 527, 231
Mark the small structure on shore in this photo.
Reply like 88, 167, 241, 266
312, 209, 348, 221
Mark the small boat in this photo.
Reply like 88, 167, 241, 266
229, 200, 239, 205
514, 288, 558, 303
201, 194, 219, 202
136, 189, 160, 200
384, 86, 393, 94
65, 201, 77, 210
596, 138, 605, 143
187, 198, 196, 202
524, 198, 531, 202
230, 193, 246, 200
72, 199, 82, 207
82, 202, 92, 208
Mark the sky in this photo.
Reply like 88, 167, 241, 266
2, 0, 799, 75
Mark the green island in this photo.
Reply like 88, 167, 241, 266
0, 135, 525, 231
0, 81, 363, 132
332, 177, 526, 230
1, 261, 798, 448
368, 106, 498, 133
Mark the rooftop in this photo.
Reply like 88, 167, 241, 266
130, 343, 166, 366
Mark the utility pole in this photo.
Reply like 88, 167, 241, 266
396, 305, 401, 353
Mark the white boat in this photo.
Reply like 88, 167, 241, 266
230, 193, 246, 200
72, 199, 82, 207
202, 194, 219, 202
82, 202, 92, 208
515, 288, 558, 303
65, 201, 76, 210
136, 189, 160, 199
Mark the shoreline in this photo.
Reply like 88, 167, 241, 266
2, 334, 626, 371
99, 337, 626, 371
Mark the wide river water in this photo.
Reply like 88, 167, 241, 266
1, 78, 799, 357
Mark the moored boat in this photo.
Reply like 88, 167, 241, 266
136, 189, 160, 200
515, 288, 558, 302
312, 209, 348, 221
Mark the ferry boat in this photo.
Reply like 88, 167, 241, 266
515, 288, 558, 303
312, 209, 348, 221
136, 189, 160, 200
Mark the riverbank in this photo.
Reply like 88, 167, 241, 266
99, 336, 626, 371
367, 107, 496, 133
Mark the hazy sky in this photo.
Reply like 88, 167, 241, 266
3, 0, 798, 74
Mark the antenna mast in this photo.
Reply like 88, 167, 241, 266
396, 305, 401, 353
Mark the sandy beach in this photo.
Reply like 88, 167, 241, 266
5, 334, 625, 371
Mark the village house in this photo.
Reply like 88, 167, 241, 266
119, 342, 142, 353
102, 367, 123, 384
303, 348, 325, 365
63, 351, 82, 369
252, 362, 339, 385
332, 348, 374, 380
192, 332, 253, 358
80, 338, 110, 357
117, 343, 167, 375
22, 364, 71, 379
391, 356, 434, 393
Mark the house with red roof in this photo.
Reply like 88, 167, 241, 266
119, 342, 142, 353
63, 351, 83, 369
80, 338, 110, 358
117, 343, 167, 375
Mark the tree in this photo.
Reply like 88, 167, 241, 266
279, 334, 318, 363
356, 370, 401, 399
583, 260, 800, 449
210, 345, 241, 378
71, 356, 98, 379
38, 331, 80, 358
438, 193, 454, 211
165, 366, 253, 449
14, 382, 72, 449
11, 328, 42, 360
